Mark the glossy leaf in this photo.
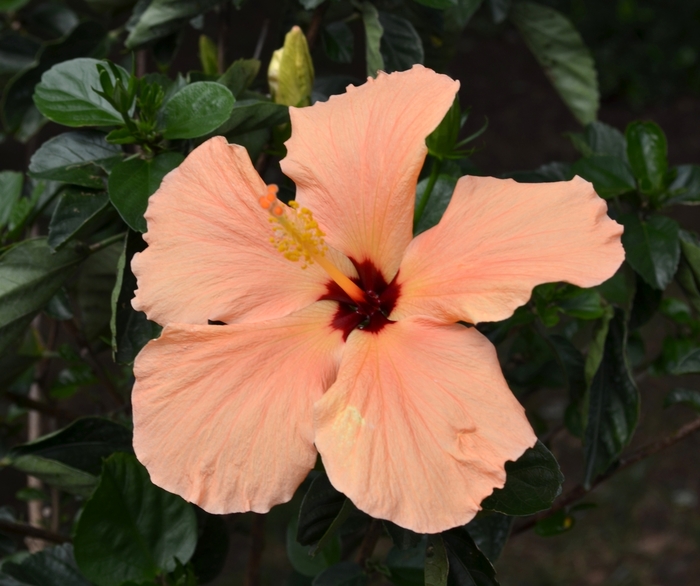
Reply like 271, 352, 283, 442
584, 309, 640, 488
664, 388, 700, 412
108, 152, 184, 232
570, 156, 635, 198
414, 174, 456, 235
424, 536, 448, 586
666, 164, 700, 205
126, 0, 221, 49
0, 544, 90, 586
510, 2, 599, 125
217, 58, 261, 98
29, 131, 121, 188
111, 231, 161, 364
465, 513, 512, 563
360, 1, 384, 77
620, 214, 680, 290
297, 473, 346, 546
379, 13, 424, 73
0, 171, 23, 229
385, 541, 425, 586
322, 22, 354, 64
442, 527, 498, 586
286, 518, 341, 578
312, 562, 367, 586
3, 22, 106, 133
74, 453, 197, 586
48, 188, 112, 250
34, 58, 128, 127
0, 239, 87, 354
481, 441, 563, 516
160, 82, 234, 139
626, 121, 668, 195
216, 98, 289, 136
570, 121, 627, 160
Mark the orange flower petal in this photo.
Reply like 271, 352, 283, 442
314, 318, 536, 533
392, 176, 624, 324
132, 302, 344, 514
281, 65, 459, 281
132, 137, 353, 326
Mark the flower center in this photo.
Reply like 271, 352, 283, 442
260, 185, 400, 339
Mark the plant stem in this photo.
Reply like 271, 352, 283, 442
245, 513, 266, 586
512, 416, 700, 536
0, 519, 70, 544
89, 232, 126, 254
306, 3, 329, 50
413, 159, 441, 229
356, 519, 383, 568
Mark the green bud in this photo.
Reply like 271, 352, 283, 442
268, 25, 315, 107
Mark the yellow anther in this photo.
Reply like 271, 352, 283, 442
259, 186, 365, 304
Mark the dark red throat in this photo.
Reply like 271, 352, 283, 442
321, 259, 401, 340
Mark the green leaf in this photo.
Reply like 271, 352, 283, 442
425, 99, 461, 161
677, 230, 700, 313
216, 98, 289, 136
34, 58, 128, 127
0, 545, 91, 586
0, 32, 39, 76
297, 473, 346, 546
74, 453, 197, 586
666, 165, 700, 205
29, 131, 121, 188
620, 214, 680, 290
664, 388, 700, 412
0, 171, 23, 229
160, 82, 234, 139
442, 527, 498, 586
9, 416, 132, 471
628, 272, 661, 330
549, 334, 586, 437
414, 175, 456, 235
126, 0, 222, 49
424, 536, 448, 586
465, 513, 512, 563
557, 286, 605, 320
626, 121, 668, 195
378, 13, 424, 73
75, 241, 121, 341
481, 441, 563, 516
111, 231, 161, 364
286, 518, 341, 578
411, 0, 457, 9
108, 152, 183, 232
510, 2, 599, 125
312, 562, 367, 586
570, 121, 627, 160
48, 188, 112, 250
584, 309, 640, 488
217, 58, 260, 98
444, 0, 484, 30
571, 156, 635, 198
669, 348, 700, 375
0, 0, 31, 13
0, 239, 87, 354
385, 541, 425, 586
359, 1, 384, 77
3, 22, 107, 134
488, 0, 510, 23
198, 34, 218, 76
300, 0, 326, 8
322, 22, 354, 64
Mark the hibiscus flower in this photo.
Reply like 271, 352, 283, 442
131, 65, 623, 533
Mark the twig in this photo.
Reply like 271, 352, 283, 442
305, 3, 329, 50
355, 519, 383, 568
512, 416, 700, 536
0, 519, 71, 544
245, 513, 266, 586
253, 19, 269, 61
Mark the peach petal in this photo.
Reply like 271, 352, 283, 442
392, 176, 624, 324
132, 301, 344, 514
314, 318, 536, 533
132, 137, 354, 326
281, 65, 459, 282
